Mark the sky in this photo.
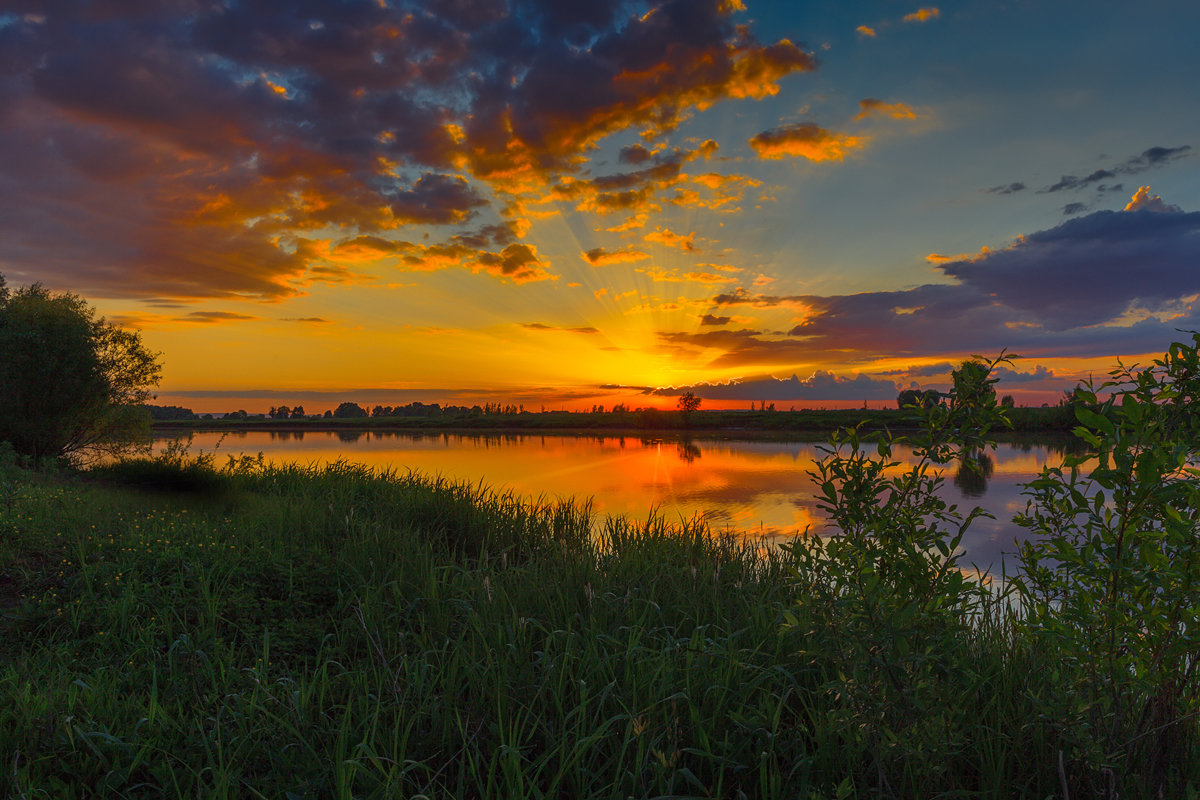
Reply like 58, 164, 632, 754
2, 0, 1198, 412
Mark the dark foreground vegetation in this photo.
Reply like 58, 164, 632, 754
4, 340, 1200, 798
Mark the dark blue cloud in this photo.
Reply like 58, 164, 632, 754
652, 371, 898, 402
696, 196, 1200, 367
1039, 145, 1191, 193
939, 204, 1200, 330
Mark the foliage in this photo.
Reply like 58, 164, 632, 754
781, 353, 1015, 791
1014, 334, 1200, 792
0, 279, 161, 465
896, 387, 942, 409
6, 343, 1200, 797
676, 391, 701, 423
333, 401, 368, 418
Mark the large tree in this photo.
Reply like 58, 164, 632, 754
0, 278, 161, 464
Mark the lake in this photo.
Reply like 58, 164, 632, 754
155, 429, 1068, 571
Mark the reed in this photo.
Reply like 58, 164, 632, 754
0, 443, 1195, 798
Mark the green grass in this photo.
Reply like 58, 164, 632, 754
0, 455, 1195, 798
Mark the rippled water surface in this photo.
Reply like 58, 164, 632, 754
158, 429, 1068, 569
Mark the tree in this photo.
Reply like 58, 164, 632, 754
333, 402, 368, 418
677, 391, 701, 424
0, 278, 161, 464
898, 387, 942, 409
896, 388, 921, 409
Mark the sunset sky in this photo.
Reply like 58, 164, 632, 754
2, 0, 1198, 411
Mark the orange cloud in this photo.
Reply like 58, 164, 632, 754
856, 25, 877, 37
1125, 185, 1179, 212
748, 123, 866, 162
396, 241, 556, 283
582, 246, 651, 266
854, 98, 918, 120
640, 268, 738, 284
903, 7, 940, 23
644, 227, 698, 252
926, 247, 989, 264
175, 311, 261, 324
463, 21, 816, 190
603, 214, 649, 232
521, 322, 600, 335
472, 243, 555, 283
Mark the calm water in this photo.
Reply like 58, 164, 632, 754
157, 429, 1067, 570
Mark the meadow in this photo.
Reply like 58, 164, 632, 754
2, 346, 1199, 798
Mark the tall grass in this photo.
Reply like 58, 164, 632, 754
1, 428, 1197, 797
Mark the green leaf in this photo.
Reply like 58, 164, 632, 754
1075, 406, 1114, 435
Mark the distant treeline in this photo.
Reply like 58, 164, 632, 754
147, 402, 1085, 435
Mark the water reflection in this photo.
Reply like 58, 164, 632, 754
160, 430, 1074, 571
953, 451, 995, 498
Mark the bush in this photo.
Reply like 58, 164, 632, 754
0, 277, 161, 465
1014, 335, 1200, 792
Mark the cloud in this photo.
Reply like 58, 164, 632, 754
0, 0, 818, 300
282, 317, 333, 324
176, 311, 260, 323
459, 0, 817, 184
521, 322, 600, 334
700, 314, 732, 326
903, 8, 940, 23
1062, 202, 1089, 215
386, 173, 488, 225
1039, 144, 1192, 193
644, 227, 698, 252
472, 243, 555, 283
678, 189, 1200, 369
938, 187, 1200, 330
619, 144, 654, 165
1124, 185, 1181, 213
748, 123, 865, 161
993, 365, 1068, 385
1043, 170, 1116, 193
582, 246, 650, 266
651, 371, 898, 401
986, 182, 1026, 195
710, 289, 809, 308
856, 25, 877, 37
876, 362, 955, 377
640, 268, 737, 284
854, 98, 918, 120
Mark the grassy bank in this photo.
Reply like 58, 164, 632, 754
2, 450, 1195, 798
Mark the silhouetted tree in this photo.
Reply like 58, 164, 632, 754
898, 388, 943, 409
678, 391, 701, 425
0, 277, 161, 464
143, 404, 195, 421
333, 402, 367, 418
290, 406, 306, 419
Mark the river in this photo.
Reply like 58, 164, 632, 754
155, 429, 1069, 571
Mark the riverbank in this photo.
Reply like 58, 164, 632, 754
153, 404, 1079, 440
1, 453, 1193, 797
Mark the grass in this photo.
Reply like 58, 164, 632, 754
0, 453, 1196, 798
